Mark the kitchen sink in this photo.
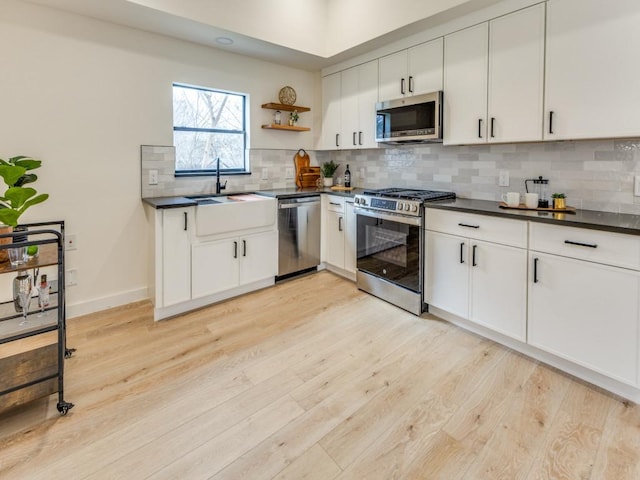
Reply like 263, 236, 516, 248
189, 194, 276, 236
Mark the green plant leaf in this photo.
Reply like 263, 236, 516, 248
4, 186, 37, 209
0, 165, 27, 188
18, 193, 49, 213
0, 208, 21, 227
15, 173, 37, 187
12, 159, 41, 171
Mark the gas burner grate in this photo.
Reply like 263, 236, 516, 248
362, 188, 456, 202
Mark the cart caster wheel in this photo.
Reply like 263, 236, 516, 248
57, 401, 74, 416
65, 348, 76, 359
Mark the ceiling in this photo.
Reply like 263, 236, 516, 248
26, 0, 502, 71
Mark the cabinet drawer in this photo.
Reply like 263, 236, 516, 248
425, 208, 527, 248
530, 222, 640, 270
326, 195, 345, 213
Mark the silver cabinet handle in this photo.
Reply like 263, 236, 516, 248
338, 216, 343, 232
359, 131, 363, 145
183, 211, 188, 231
459, 242, 465, 264
533, 257, 539, 283
408, 76, 414, 93
243, 239, 247, 257
335, 133, 340, 147
233, 241, 238, 258
353, 132, 357, 146
400, 78, 406, 95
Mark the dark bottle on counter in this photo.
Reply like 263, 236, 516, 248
344, 164, 351, 188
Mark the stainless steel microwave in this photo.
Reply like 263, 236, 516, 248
375, 91, 443, 144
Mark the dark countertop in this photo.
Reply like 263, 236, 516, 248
255, 187, 363, 199
426, 198, 640, 236
142, 187, 362, 209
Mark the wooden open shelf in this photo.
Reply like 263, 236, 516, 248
261, 124, 310, 132
261, 103, 310, 112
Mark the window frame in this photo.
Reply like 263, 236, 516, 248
172, 83, 249, 177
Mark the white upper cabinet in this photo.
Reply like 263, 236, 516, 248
444, 4, 545, 145
341, 60, 379, 149
545, 0, 640, 140
378, 38, 443, 102
320, 72, 341, 149
321, 60, 378, 150
488, 3, 545, 143
443, 22, 489, 145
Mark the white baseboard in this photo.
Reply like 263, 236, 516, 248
66, 287, 149, 319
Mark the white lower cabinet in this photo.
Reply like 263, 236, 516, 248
528, 252, 640, 385
424, 230, 527, 341
528, 221, 640, 386
191, 231, 277, 299
162, 208, 193, 307
322, 195, 356, 277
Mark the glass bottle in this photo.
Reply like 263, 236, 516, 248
13, 271, 32, 313
344, 164, 351, 188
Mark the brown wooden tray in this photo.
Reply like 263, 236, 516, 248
499, 202, 576, 213
330, 186, 355, 191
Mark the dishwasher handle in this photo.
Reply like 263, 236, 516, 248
279, 200, 321, 209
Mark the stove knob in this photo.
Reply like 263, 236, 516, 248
411, 204, 418, 212
354, 197, 360, 205
405, 204, 410, 211
397, 202, 404, 211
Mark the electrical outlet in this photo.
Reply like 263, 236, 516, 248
148, 169, 158, 185
285, 167, 294, 179
498, 170, 510, 187
65, 233, 77, 251
261, 167, 269, 180
66, 269, 78, 287
635, 176, 640, 197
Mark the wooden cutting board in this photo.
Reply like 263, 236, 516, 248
294, 150, 320, 188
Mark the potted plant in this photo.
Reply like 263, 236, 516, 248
0, 156, 49, 262
288, 110, 299, 126
551, 192, 566, 209
320, 160, 339, 187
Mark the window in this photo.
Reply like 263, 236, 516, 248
173, 83, 248, 174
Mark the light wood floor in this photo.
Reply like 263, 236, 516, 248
1, 271, 639, 479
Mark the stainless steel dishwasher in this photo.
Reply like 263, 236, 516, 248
277, 195, 321, 280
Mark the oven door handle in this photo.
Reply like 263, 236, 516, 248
354, 207, 422, 226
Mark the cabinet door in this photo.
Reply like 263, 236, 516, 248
191, 238, 239, 299
357, 60, 379, 149
325, 210, 345, 268
344, 201, 357, 274
443, 22, 489, 145
407, 38, 443, 96
321, 72, 342, 149
341, 67, 360, 149
239, 231, 277, 285
379, 50, 408, 102
469, 241, 527, 341
162, 208, 192, 306
528, 252, 640, 385
424, 231, 469, 319
488, 4, 544, 143
545, 0, 640, 140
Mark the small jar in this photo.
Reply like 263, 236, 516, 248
274, 110, 281, 125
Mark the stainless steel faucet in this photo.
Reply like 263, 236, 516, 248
215, 157, 227, 194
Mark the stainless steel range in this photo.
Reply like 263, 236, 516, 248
353, 188, 456, 315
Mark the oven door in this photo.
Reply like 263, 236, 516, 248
355, 208, 422, 293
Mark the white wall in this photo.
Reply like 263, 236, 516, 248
0, 0, 318, 317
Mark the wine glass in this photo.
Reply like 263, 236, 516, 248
16, 272, 33, 326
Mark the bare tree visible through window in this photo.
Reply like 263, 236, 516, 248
173, 84, 247, 173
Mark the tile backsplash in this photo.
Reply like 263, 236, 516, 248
141, 138, 640, 215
